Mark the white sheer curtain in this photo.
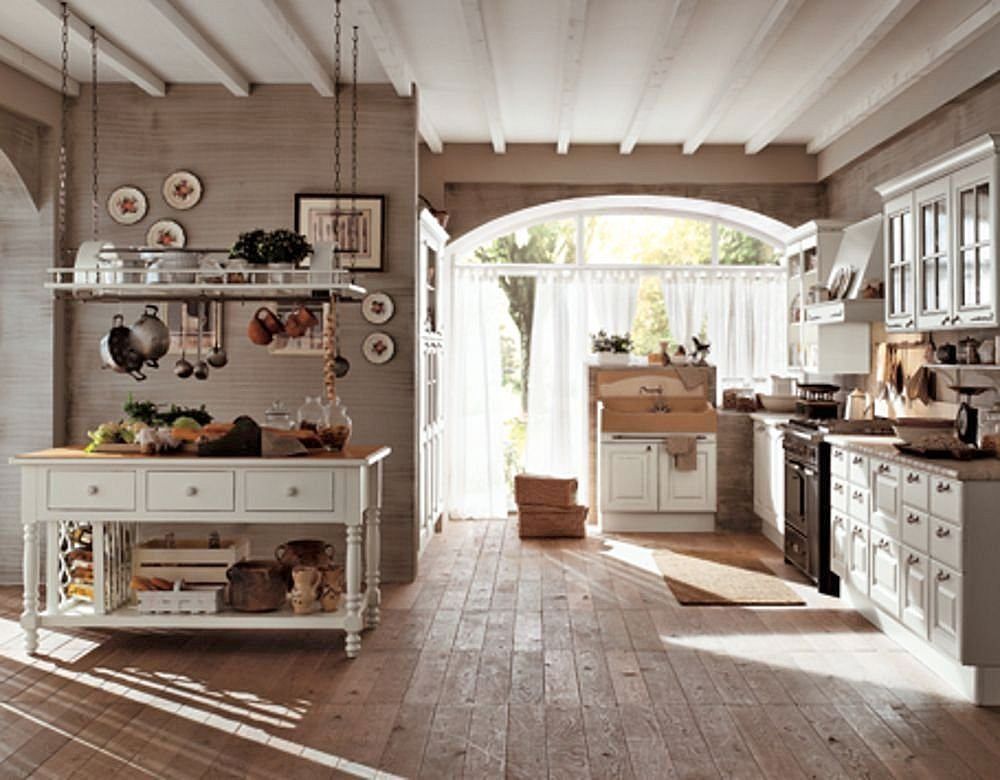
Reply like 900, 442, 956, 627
586, 269, 640, 335
446, 267, 508, 518
661, 272, 708, 350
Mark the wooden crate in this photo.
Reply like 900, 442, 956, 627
514, 474, 578, 508
137, 586, 224, 614
133, 537, 250, 584
518, 505, 588, 539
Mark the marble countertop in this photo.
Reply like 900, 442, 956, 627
748, 412, 794, 425
824, 434, 1000, 481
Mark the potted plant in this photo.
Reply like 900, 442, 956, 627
591, 330, 633, 366
230, 229, 312, 283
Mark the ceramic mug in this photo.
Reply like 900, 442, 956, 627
292, 304, 318, 330
257, 307, 284, 335
284, 312, 307, 338
247, 313, 273, 346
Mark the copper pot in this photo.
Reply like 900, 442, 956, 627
226, 560, 287, 612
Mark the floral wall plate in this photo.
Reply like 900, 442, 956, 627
361, 291, 395, 324
107, 186, 147, 225
146, 219, 186, 248
362, 332, 395, 364
163, 170, 203, 210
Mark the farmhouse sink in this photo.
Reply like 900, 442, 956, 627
600, 398, 717, 434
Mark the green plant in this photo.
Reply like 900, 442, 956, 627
590, 330, 633, 354
258, 229, 312, 266
124, 395, 213, 427
229, 229, 267, 265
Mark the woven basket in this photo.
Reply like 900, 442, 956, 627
518, 504, 588, 539
514, 474, 578, 508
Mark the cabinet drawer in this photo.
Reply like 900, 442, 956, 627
831, 477, 849, 513
848, 486, 869, 522
784, 526, 809, 574
902, 468, 929, 511
848, 453, 869, 487
929, 478, 961, 524
902, 508, 929, 553
930, 521, 962, 571
830, 447, 848, 479
145, 471, 235, 512
47, 471, 135, 511
245, 470, 334, 512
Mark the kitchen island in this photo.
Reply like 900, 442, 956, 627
11, 445, 389, 658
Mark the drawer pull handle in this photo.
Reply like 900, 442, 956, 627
936, 482, 951, 493
286, 486, 299, 497
906, 514, 920, 524
86, 485, 98, 496
907, 554, 919, 565
853, 491, 863, 500
834, 451, 843, 460
185, 486, 198, 497
906, 473, 920, 484
852, 456, 864, 465
935, 526, 951, 538
853, 527, 864, 536
877, 464, 890, 474
942, 315, 950, 326
877, 539, 890, 549
937, 570, 951, 582
834, 484, 844, 493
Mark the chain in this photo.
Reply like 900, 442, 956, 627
333, 0, 342, 198
58, 2, 69, 257
90, 25, 99, 241
351, 24, 358, 213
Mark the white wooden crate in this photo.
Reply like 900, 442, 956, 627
133, 537, 250, 584
137, 586, 224, 615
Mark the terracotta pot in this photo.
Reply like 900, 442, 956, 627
292, 304, 318, 330
258, 307, 284, 335
276, 539, 335, 587
284, 313, 307, 338
226, 560, 287, 612
247, 314, 273, 346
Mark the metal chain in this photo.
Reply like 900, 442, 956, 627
333, 0, 342, 198
351, 25, 358, 211
58, 2, 69, 257
90, 25, 99, 241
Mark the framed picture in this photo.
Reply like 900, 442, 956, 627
295, 193, 386, 271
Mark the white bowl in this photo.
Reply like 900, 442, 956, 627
757, 394, 798, 413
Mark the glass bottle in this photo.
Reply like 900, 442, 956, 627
264, 400, 293, 430
297, 396, 325, 432
318, 395, 352, 452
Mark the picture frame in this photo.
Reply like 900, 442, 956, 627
295, 193, 386, 271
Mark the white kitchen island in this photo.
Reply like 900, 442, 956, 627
11, 445, 389, 658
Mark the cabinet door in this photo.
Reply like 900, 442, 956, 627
915, 180, 952, 330
830, 511, 849, 578
902, 549, 929, 639
931, 563, 963, 659
952, 159, 995, 327
768, 427, 785, 532
847, 521, 870, 595
602, 443, 658, 512
869, 531, 901, 618
870, 460, 900, 539
752, 424, 771, 518
885, 193, 916, 331
660, 440, 716, 512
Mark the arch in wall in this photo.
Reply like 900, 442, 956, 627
0, 110, 44, 212
446, 194, 795, 259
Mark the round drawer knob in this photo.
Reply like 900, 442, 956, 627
86, 484, 98, 495
286, 486, 299, 497
185, 486, 198, 497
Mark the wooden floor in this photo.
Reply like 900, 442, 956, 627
1, 520, 999, 778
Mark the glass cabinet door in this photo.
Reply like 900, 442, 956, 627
885, 196, 914, 329
915, 182, 949, 329
952, 159, 994, 326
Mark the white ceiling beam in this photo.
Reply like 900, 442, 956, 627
744, 0, 919, 154
459, 0, 505, 153
682, 0, 803, 155
619, 0, 698, 155
143, 0, 249, 97
419, 112, 443, 154
246, 0, 335, 97
808, 0, 1000, 154
33, 0, 166, 96
555, 0, 588, 155
0, 34, 80, 96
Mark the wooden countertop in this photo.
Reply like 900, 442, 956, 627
824, 435, 1000, 482
11, 444, 391, 467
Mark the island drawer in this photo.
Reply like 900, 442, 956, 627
930, 520, 962, 571
929, 478, 961, 524
145, 471, 235, 512
47, 471, 135, 511
902, 468, 929, 510
244, 470, 334, 512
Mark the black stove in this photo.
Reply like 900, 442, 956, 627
780, 417, 895, 595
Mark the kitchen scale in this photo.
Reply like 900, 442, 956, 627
949, 385, 994, 445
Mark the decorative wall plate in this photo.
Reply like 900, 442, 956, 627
107, 186, 147, 225
361, 291, 394, 324
362, 331, 395, 364
146, 219, 186, 248
162, 170, 203, 210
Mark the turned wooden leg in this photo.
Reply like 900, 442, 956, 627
21, 522, 39, 655
365, 460, 383, 628
345, 523, 363, 658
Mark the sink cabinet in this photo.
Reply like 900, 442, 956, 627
659, 438, 717, 512
601, 442, 659, 512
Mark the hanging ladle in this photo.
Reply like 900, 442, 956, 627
174, 306, 193, 379
331, 299, 349, 377
207, 301, 228, 368
194, 301, 210, 380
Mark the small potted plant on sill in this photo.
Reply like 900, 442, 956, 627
591, 330, 633, 366
230, 229, 312, 284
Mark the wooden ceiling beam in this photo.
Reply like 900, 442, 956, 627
0, 34, 80, 96
555, 0, 588, 155
808, 0, 1000, 154
143, 0, 249, 97
619, 0, 698, 155
34, 0, 166, 96
246, 0, 335, 97
744, 0, 919, 154
459, 0, 505, 153
682, 0, 803, 155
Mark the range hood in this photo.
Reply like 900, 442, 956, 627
805, 214, 884, 325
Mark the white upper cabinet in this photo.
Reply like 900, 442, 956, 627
877, 134, 999, 333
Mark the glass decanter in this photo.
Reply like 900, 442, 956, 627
297, 396, 325, 432
318, 395, 352, 452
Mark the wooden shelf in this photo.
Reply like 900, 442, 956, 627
924, 363, 1000, 371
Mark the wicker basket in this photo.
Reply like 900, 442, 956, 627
518, 504, 588, 539
514, 474, 578, 508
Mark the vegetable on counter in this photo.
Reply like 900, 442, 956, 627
124, 394, 213, 427
85, 420, 144, 452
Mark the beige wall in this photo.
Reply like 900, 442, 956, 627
0, 61, 61, 128
56, 84, 420, 583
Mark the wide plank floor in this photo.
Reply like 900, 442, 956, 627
1, 519, 998, 778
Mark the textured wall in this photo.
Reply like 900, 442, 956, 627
59, 84, 419, 582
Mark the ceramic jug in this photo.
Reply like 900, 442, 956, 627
290, 566, 321, 614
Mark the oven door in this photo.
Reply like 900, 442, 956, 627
784, 459, 806, 537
